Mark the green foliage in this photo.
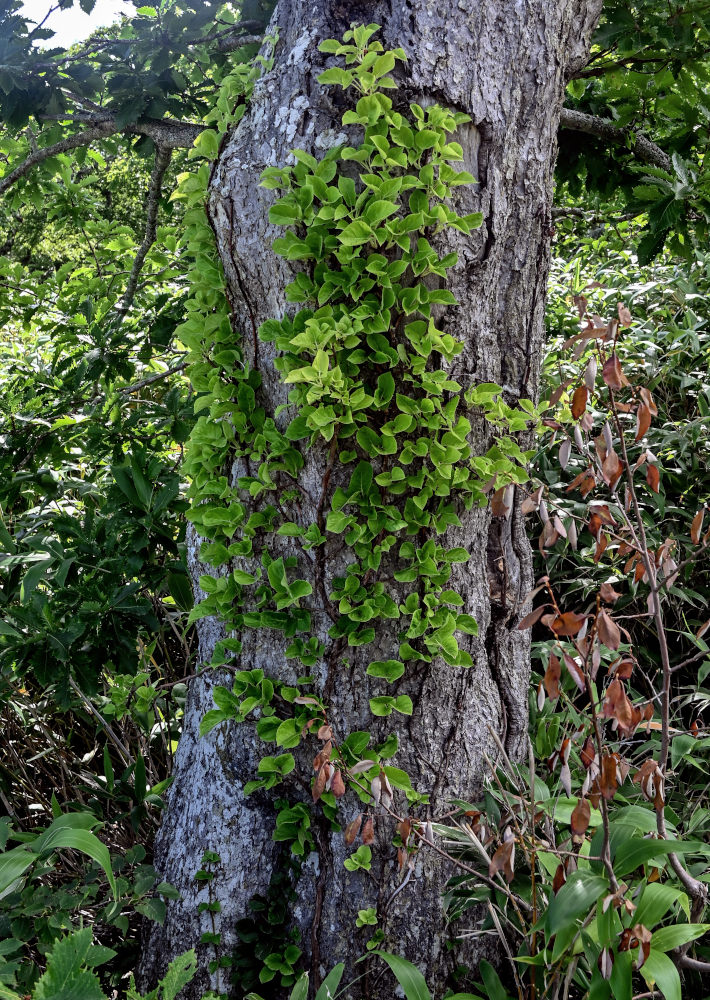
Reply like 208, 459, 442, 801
185, 31, 537, 888
0, 812, 179, 995
438, 243, 710, 999
0, 928, 196, 1000
559, 0, 710, 260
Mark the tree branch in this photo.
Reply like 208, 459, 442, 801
0, 122, 117, 195
37, 111, 203, 148
677, 954, 710, 973
118, 362, 187, 396
559, 107, 672, 172
0, 114, 202, 198
117, 144, 172, 316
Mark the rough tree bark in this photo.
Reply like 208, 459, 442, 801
141, 1, 603, 996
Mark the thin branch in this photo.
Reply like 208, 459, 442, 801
0, 122, 117, 195
559, 108, 672, 172
117, 145, 172, 316
118, 362, 187, 396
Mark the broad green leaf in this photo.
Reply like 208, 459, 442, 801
35, 827, 117, 898
545, 871, 608, 934
614, 838, 707, 877
289, 973, 309, 1000
33, 928, 104, 1000
641, 950, 681, 1000
367, 951, 431, 1000
634, 883, 688, 929
0, 846, 36, 899
480, 959, 510, 1000
651, 922, 710, 952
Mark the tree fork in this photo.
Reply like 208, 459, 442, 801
140, 2, 603, 996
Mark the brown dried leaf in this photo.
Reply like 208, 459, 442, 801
633, 759, 664, 810
600, 581, 622, 604
344, 813, 362, 845
563, 651, 586, 691
521, 484, 543, 515
646, 464, 660, 493
580, 473, 597, 498
518, 605, 548, 631
544, 653, 562, 700
312, 764, 328, 802
597, 609, 621, 651
691, 508, 705, 545
602, 678, 634, 733
551, 611, 587, 637
593, 533, 609, 564
639, 387, 657, 415
331, 769, 346, 797
568, 519, 578, 550
571, 796, 591, 836
602, 353, 626, 391
598, 947, 614, 980
559, 438, 572, 470
581, 735, 595, 769
491, 484, 514, 519
602, 449, 623, 489
571, 386, 588, 420
488, 838, 515, 883
397, 818, 412, 845
349, 759, 377, 775
600, 753, 619, 800
553, 863, 566, 894
617, 302, 632, 327
361, 817, 375, 844
635, 402, 652, 442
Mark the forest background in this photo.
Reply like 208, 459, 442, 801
1, 1, 710, 999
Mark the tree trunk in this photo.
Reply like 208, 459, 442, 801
141, 1, 602, 996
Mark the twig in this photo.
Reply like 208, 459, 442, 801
117, 145, 172, 316
118, 362, 187, 396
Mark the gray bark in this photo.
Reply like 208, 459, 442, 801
140, 1, 602, 997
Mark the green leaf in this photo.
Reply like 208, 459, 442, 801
35, 827, 118, 899
479, 960, 510, 1000
366, 660, 405, 682
365, 200, 399, 225
415, 129, 439, 151
651, 923, 710, 952
33, 928, 104, 1000
640, 950, 681, 1000
314, 963, 344, 1000
154, 950, 198, 1000
195, 129, 220, 159
634, 883, 688, 929
289, 974, 309, 1000
269, 199, 300, 226
367, 951, 431, 1000
199, 709, 228, 736
545, 872, 608, 934
0, 846, 36, 900
614, 838, 707, 877
135, 897, 167, 925
339, 220, 375, 245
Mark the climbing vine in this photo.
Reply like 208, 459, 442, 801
176, 22, 537, 983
